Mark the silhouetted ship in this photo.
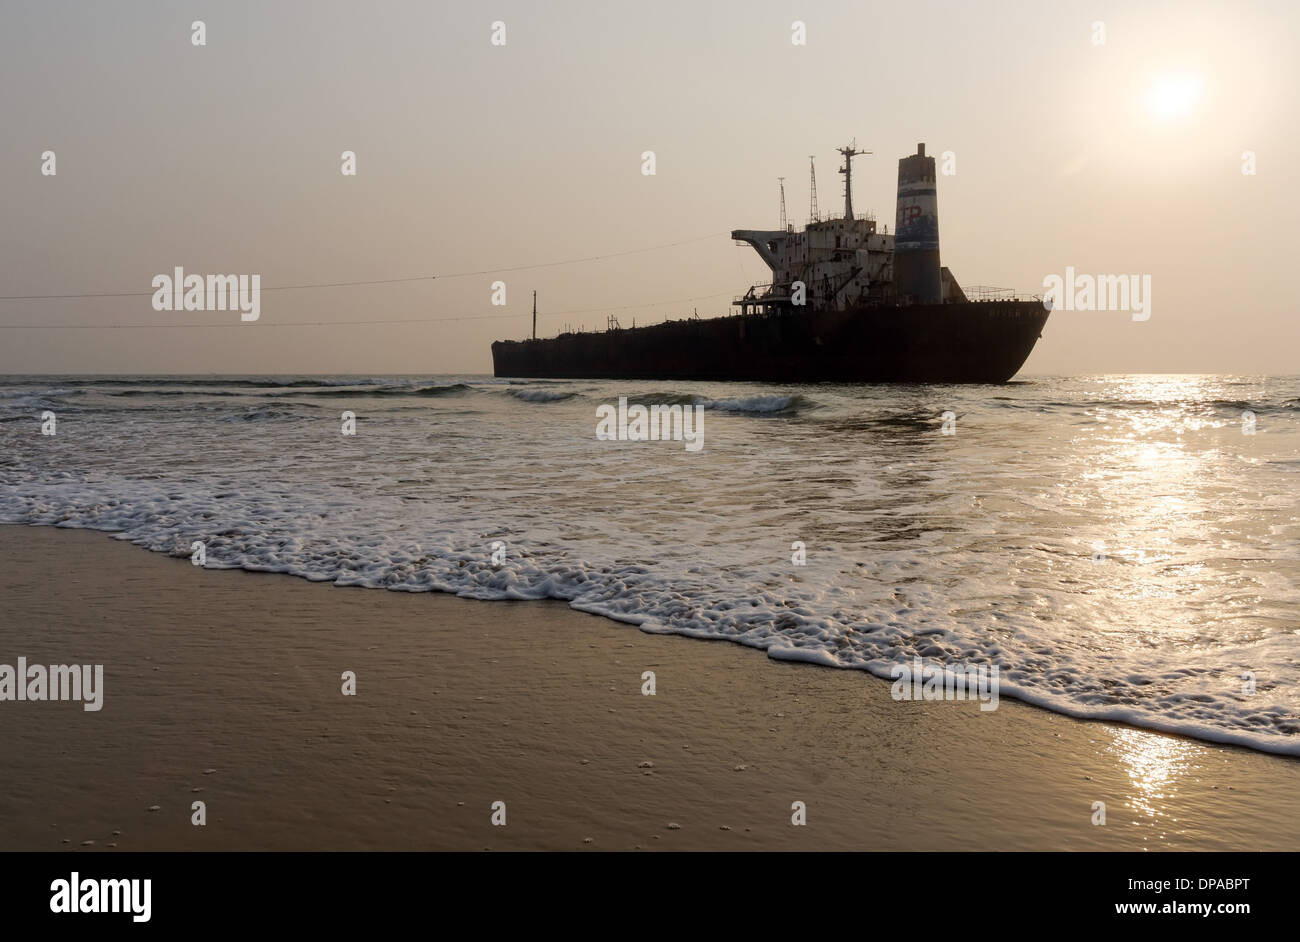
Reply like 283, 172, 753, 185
492, 143, 1049, 384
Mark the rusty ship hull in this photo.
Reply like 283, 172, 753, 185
492, 300, 1048, 384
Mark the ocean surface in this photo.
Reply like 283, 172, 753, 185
2, 374, 1298, 756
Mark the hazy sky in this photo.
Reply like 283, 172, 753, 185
1, 0, 1297, 375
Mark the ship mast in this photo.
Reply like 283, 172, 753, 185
532, 290, 537, 340
808, 156, 819, 222
836, 142, 871, 220
778, 177, 787, 230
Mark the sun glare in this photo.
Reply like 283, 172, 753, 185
1147, 74, 1205, 120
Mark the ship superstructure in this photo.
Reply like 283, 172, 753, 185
731, 143, 963, 316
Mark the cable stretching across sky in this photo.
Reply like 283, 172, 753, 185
0, 231, 728, 302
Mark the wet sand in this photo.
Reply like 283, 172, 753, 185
1, 524, 1297, 851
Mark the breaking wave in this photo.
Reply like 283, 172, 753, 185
2, 372, 1298, 757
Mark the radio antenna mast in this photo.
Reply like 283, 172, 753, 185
808, 156, 819, 222
836, 141, 871, 220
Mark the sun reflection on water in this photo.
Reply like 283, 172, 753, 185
1106, 726, 1204, 838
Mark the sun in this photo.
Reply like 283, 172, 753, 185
1146, 74, 1205, 120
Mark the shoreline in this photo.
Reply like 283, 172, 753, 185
2, 523, 1297, 851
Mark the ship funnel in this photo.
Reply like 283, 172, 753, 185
894, 143, 942, 304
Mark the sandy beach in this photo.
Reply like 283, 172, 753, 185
0, 523, 1295, 851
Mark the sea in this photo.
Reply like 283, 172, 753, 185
2, 373, 1297, 756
